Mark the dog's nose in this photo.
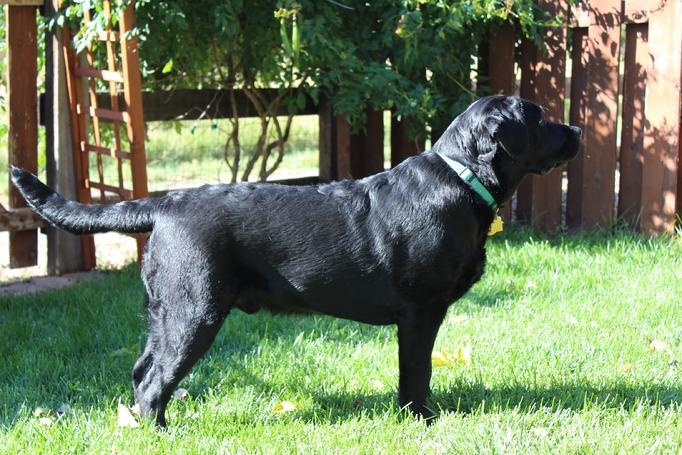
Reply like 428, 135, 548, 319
570, 126, 582, 138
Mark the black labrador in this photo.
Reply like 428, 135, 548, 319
11, 95, 581, 426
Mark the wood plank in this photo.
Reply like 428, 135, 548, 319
45, 0, 84, 274
318, 96, 351, 181
7, 5, 39, 268
62, 23, 96, 270
641, 0, 682, 233
390, 115, 423, 167
517, 0, 568, 231
85, 180, 133, 198
77, 104, 131, 123
74, 67, 124, 83
578, 0, 621, 228
566, 27, 589, 228
141, 88, 318, 122
623, 0, 648, 24
0, 0, 44, 5
617, 23, 648, 228
479, 21, 516, 221
119, 1, 149, 259
82, 142, 131, 159
350, 109, 384, 178
0, 207, 47, 232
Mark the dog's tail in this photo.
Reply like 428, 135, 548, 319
10, 166, 159, 234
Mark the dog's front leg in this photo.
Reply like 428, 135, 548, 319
397, 306, 447, 420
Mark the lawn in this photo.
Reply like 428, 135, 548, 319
1, 226, 681, 453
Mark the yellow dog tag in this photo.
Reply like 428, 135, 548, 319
488, 214, 504, 236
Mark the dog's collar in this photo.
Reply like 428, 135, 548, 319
434, 151, 498, 209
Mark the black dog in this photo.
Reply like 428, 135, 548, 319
11, 95, 581, 426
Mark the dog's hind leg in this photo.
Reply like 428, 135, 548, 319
132, 290, 229, 427
397, 306, 447, 420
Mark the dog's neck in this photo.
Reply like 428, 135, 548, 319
434, 149, 528, 210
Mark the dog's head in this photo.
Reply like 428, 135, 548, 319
434, 95, 582, 176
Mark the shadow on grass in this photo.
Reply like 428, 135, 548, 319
284, 381, 682, 425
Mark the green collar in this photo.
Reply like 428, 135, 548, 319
434, 151, 498, 209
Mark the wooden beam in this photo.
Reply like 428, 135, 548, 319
479, 21, 516, 221
350, 109, 384, 178
517, 0, 568, 230
390, 115, 423, 167
318, 96, 351, 181
0, 207, 47, 232
617, 23, 648, 228
0, 1, 44, 5
45, 0, 84, 274
566, 27, 589, 229
574, 0, 621, 228
641, 0, 682, 233
7, 4, 39, 268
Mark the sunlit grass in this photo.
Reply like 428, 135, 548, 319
2, 226, 681, 452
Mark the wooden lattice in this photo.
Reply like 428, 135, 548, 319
62, 0, 148, 268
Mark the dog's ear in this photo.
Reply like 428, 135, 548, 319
494, 118, 528, 159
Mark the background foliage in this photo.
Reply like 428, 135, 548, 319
56, 0, 548, 134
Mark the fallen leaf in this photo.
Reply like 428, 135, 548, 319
565, 315, 578, 325
432, 350, 455, 367
174, 388, 189, 400
450, 314, 468, 324
33, 407, 51, 418
38, 417, 54, 427
619, 363, 633, 374
273, 401, 297, 414
531, 427, 549, 437
457, 345, 472, 365
371, 379, 385, 391
649, 340, 668, 352
117, 403, 140, 428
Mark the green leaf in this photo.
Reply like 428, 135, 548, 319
161, 59, 173, 74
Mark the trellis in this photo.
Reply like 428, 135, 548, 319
61, 0, 148, 268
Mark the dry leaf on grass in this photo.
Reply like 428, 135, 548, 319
649, 340, 668, 352
272, 401, 297, 414
117, 403, 140, 428
371, 379, 385, 391
33, 407, 51, 418
619, 363, 633, 374
432, 350, 455, 367
38, 417, 54, 427
457, 345, 472, 365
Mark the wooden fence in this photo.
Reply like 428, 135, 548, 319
4, 0, 682, 272
479, 0, 682, 233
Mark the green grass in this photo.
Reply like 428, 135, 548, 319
1, 226, 682, 453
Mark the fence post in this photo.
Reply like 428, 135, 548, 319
318, 96, 351, 181
570, 0, 621, 229
641, 0, 682, 233
566, 24, 589, 229
517, 0, 568, 230
7, 4, 39, 268
390, 115, 423, 167
617, 23, 648, 229
478, 21, 515, 221
45, 0, 84, 273
350, 108, 384, 178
